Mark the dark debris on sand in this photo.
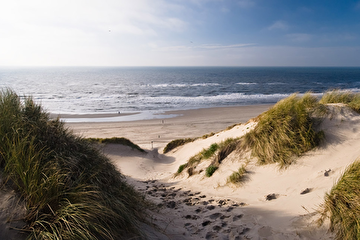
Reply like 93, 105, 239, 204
137, 179, 250, 239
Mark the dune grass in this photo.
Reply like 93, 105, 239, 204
0, 89, 148, 239
214, 138, 239, 165
228, 164, 248, 185
86, 137, 145, 152
318, 160, 360, 240
205, 165, 218, 177
175, 143, 219, 176
163, 138, 196, 154
320, 89, 360, 113
176, 139, 239, 177
241, 93, 324, 168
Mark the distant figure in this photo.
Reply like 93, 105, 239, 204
118, 111, 121, 114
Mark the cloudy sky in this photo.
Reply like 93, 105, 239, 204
1, 0, 360, 66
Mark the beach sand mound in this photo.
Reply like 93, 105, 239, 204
106, 104, 360, 239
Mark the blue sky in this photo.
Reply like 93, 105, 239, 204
1, 0, 360, 66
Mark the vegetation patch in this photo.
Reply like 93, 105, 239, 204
177, 164, 187, 174
214, 138, 239, 165
318, 160, 360, 240
202, 132, 215, 139
241, 93, 324, 168
87, 137, 145, 152
320, 89, 360, 113
202, 143, 219, 159
163, 138, 196, 154
205, 165, 218, 177
228, 164, 248, 184
0, 89, 148, 239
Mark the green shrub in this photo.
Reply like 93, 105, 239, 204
0, 89, 148, 239
318, 160, 360, 240
242, 93, 323, 168
205, 165, 218, 177
163, 138, 195, 153
87, 137, 145, 152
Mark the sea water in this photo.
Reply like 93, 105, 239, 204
1, 67, 360, 116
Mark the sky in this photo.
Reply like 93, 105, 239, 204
1, 0, 360, 67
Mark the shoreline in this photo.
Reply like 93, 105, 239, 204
59, 104, 273, 123
66, 104, 273, 150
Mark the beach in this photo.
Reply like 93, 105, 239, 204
62, 103, 360, 239
66, 105, 272, 150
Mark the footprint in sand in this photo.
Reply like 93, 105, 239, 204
209, 212, 223, 220
265, 193, 278, 201
206, 205, 216, 210
202, 220, 212, 227
232, 214, 243, 221
300, 188, 312, 195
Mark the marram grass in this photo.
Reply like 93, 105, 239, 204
320, 89, 360, 113
175, 139, 238, 177
318, 160, 360, 240
227, 164, 247, 185
163, 138, 196, 154
0, 89, 148, 240
86, 137, 145, 152
241, 93, 324, 168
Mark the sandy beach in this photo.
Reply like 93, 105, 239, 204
66, 105, 272, 150
63, 104, 360, 239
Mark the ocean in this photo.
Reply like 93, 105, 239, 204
1, 67, 360, 116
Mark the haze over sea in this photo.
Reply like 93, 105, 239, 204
1, 67, 360, 119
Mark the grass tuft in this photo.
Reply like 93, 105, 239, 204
0, 89, 148, 239
202, 143, 219, 159
177, 164, 187, 174
86, 137, 145, 152
228, 164, 248, 184
163, 138, 196, 154
215, 138, 239, 165
241, 93, 324, 168
318, 160, 360, 240
205, 165, 218, 177
320, 89, 360, 113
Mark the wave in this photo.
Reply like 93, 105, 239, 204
236, 82, 257, 85
149, 83, 221, 88
266, 82, 287, 85
131, 93, 290, 106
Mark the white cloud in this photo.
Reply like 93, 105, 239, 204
268, 20, 289, 31
0, 0, 191, 66
286, 33, 312, 42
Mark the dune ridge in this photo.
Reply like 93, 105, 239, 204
4, 90, 360, 239
99, 100, 360, 239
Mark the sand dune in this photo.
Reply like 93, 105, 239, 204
64, 104, 360, 239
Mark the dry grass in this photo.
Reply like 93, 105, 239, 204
320, 89, 360, 113
241, 93, 324, 168
86, 137, 145, 152
318, 160, 360, 240
227, 164, 248, 185
163, 138, 196, 153
0, 89, 148, 239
